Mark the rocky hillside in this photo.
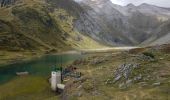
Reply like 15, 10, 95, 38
0, 0, 16, 7
63, 44, 170, 100
74, 0, 133, 46
74, 0, 170, 46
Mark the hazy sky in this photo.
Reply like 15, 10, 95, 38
111, 0, 170, 7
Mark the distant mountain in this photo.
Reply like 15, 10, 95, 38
74, 0, 134, 46
74, 0, 170, 46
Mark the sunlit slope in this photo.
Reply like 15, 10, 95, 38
0, 0, 105, 53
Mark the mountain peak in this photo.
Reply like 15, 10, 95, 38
126, 3, 136, 8
139, 3, 154, 7
140, 3, 149, 5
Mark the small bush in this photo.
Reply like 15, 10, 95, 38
142, 52, 155, 58
83, 80, 94, 92
129, 48, 146, 54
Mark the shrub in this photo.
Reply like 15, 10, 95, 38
83, 80, 94, 92
142, 52, 155, 58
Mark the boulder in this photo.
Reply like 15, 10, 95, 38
152, 82, 161, 86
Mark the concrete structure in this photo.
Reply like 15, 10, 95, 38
16, 71, 29, 76
51, 71, 61, 91
57, 84, 65, 90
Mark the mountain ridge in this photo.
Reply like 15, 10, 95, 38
0, 0, 170, 53
74, 0, 170, 46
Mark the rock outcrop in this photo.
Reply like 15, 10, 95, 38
0, 0, 16, 7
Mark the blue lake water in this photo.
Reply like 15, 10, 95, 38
0, 54, 82, 84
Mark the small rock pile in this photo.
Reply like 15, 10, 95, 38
113, 63, 139, 82
137, 54, 155, 62
106, 63, 141, 89
106, 63, 162, 89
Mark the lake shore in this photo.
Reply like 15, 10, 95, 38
0, 47, 140, 67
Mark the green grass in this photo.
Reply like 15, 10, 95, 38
0, 76, 58, 100
0, 0, 105, 53
0, 50, 44, 66
64, 51, 170, 100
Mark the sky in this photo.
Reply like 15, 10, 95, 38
111, 0, 170, 7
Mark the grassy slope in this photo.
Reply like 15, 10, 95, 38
50, 8, 106, 49
65, 46, 170, 100
0, 76, 57, 100
0, 0, 106, 65
0, 0, 105, 51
